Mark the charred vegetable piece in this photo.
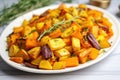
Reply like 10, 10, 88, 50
16, 39, 26, 49
9, 45, 20, 57
24, 62, 38, 68
87, 33, 101, 50
41, 45, 52, 60
15, 49, 30, 61
28, 47, 41, 59
31, 56, 42, 65
10, 57, 23, 63
100, 26, 109, 33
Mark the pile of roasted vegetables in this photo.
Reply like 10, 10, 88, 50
7, 4, 113, 70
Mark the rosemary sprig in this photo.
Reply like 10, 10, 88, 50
37, 16, 80, 41
0, 0, 72, 27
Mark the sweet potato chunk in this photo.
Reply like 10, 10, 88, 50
10, 57, 23, 63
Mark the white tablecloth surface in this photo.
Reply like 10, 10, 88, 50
0, 0, 120, 80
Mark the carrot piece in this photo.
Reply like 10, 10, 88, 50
14, 27, 23, 33
64, 57, 79, 67
10, 57, 23, 63
88, 48, 99, 60
79, 56, 88, 64
63, 38, 71, 46
32, 31, 39, 40
78, 49, 91, 58
40, 24, 50, 32
76, 49, 91, 63
10, 33, 20, 43
71, 28, 82, 39
39, 16, 46, 22
80, 39, 91, 48
49, 28, 62, 38
25, 39, 39, 49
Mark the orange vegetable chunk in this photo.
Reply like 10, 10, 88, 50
64, 57, 79, 67
49, 28, 62, 38
89, 48, 99, 60
25, 39, 39, 49
10, 57, 23, 63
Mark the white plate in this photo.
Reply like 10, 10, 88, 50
0, 4, 120, 74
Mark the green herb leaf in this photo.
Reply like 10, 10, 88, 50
37, 16, 80, 41
0, 0, 72, 27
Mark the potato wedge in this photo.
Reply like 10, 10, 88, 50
54, 48, 70, 58
9, 45, 20, 57
31, 56, 42, 65
15, 49, 30, 60
28, 47, 41, 59
39, 60, 52, 70
48, 38, 66, 50
53, 61, 66, 70
72, 37, 81, 51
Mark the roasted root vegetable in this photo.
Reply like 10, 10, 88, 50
28, 47, 41, 59
39, 60, 52, 70
15, 49, 30, 60
99, 39, 111, 48
48, 38, 66, 50
7, 3, 113, 70
53, 61, 66, 70
41, 45, 52, 59
31, 56, 42, 65
88, 48, 99, 60
9, 45, 20, 57
63, 57, 79, 67
72, 37, 81, 51
10, 57, 23, 63
54, 48, 70, 58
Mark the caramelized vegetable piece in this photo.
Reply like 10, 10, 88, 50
63, 38, 71, 46
88, 48, 99, 60
25, 39, 39, 49
64, 46, 73, 53
10, 33, 20, 43
77, 48, 91, 58
28, 47, 41, 59
49, 28, 62, 38
90, 26, 99, 38
39, 60, 52, 70
72, 37, 81, 51
61, 26, 73, 38
24, 62, 38, 68
64, 57, 79, 67
31, 56, 42, 65
40, 36, 51, 46
99, 39, 111, 48
10, 57, 23, 63
53, 61, 66, 70
15, 49, 30, 60
41, 45, 52, 60
13, 26, 23, 33
87, 33, 101, 50
54, 48, 70, 58
79, 56, 88, 64
9, 45, 20, 57
48, 38, 66, 50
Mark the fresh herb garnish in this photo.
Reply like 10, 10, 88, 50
0, 0, 72, 26
37, 16, 80, 41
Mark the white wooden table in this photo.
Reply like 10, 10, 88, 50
0, 0, 120, 80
